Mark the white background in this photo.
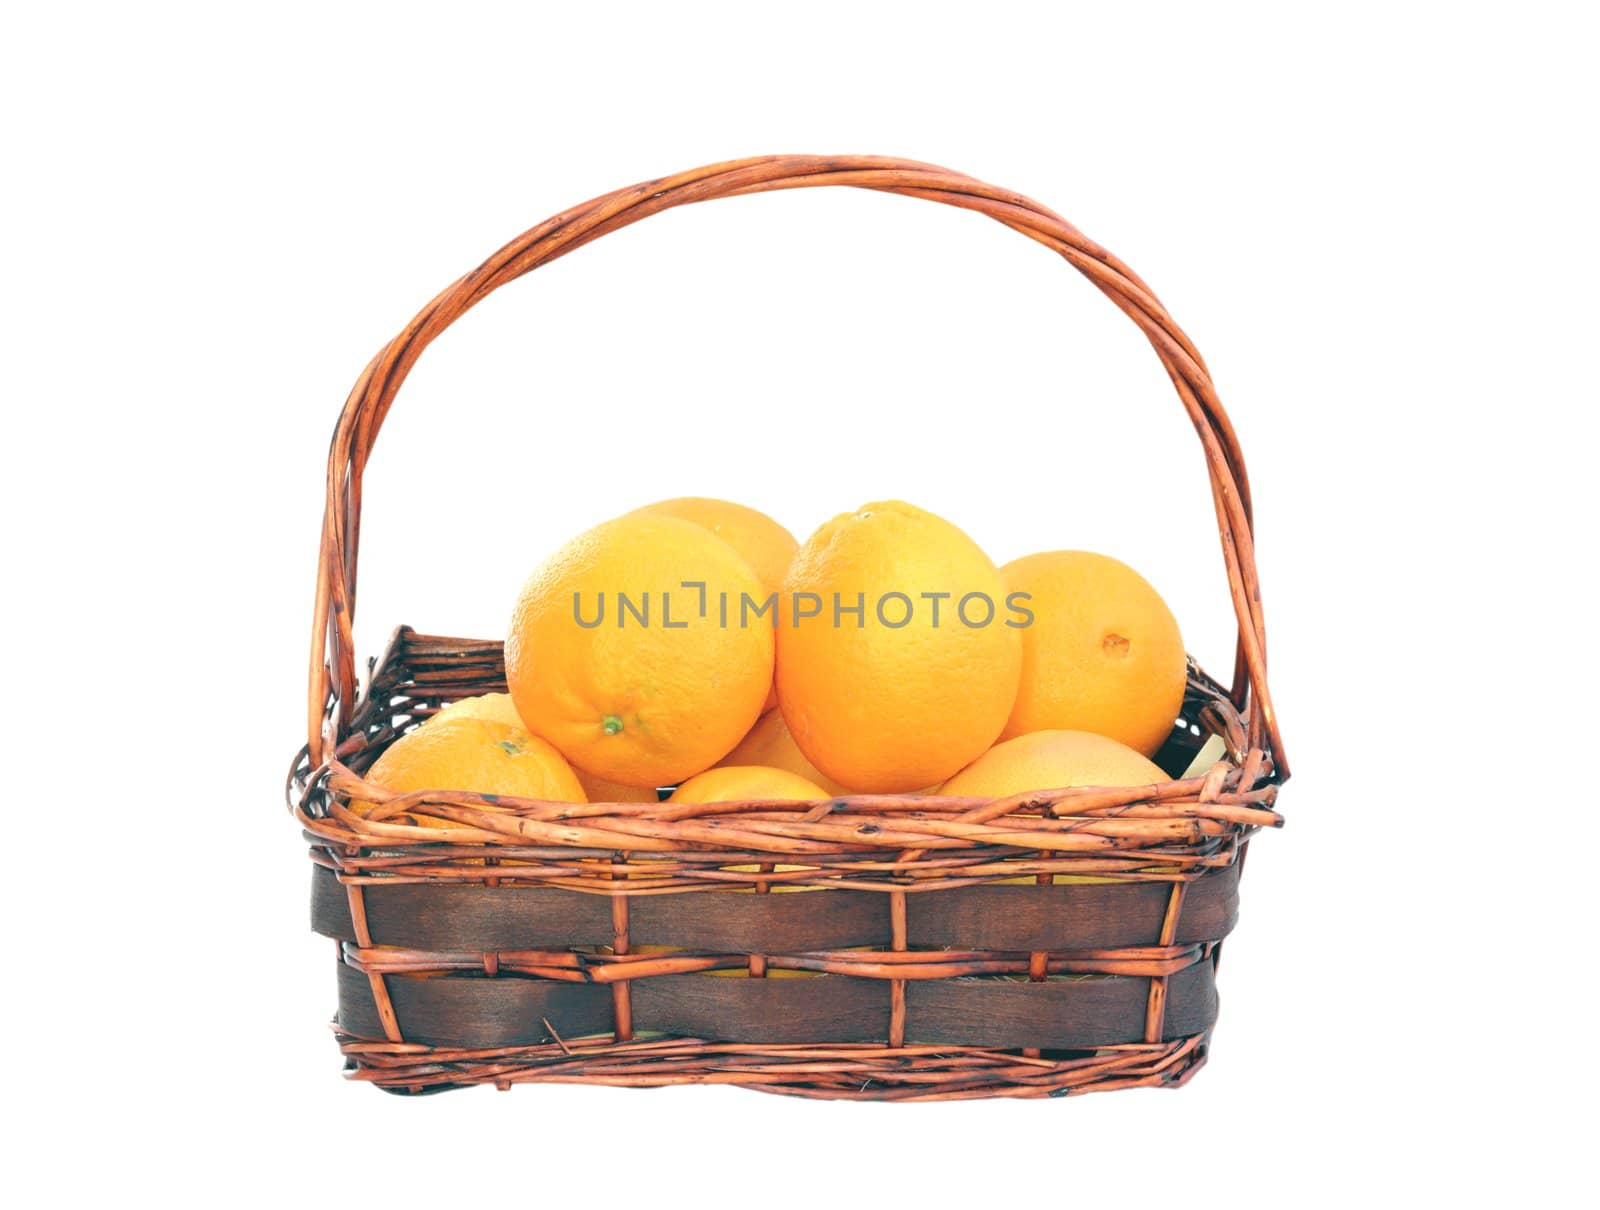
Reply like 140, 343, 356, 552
4, 2, 1594, 1204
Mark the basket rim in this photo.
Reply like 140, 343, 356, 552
288, 627, 1281, 894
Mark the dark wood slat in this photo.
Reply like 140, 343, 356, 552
336, 963, 613, 1048
629, 891, 889, 950
632, 974, 888, 1044
904, 963, 1217, 1048
905, 863, 1239, 950
313, 862, 1237, 952
336, 963, 1217, 1051
314, 871, 613, 947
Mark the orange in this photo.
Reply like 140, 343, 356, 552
668, 765, 831, 804
632, 497, 798, 603
941, 729, 1168, 886
575, 768, 661, 804
715, 709, 851, 796
429, 692, 523, 730
776, 501, 1022, 792
941, 729, 1168, 798
669, 767, 831, 898
634, 497, 797, 711
430, 693, 658, 802
1001, 550, 1185, 756
354, 714, 586, 828
506, 512, 773, 788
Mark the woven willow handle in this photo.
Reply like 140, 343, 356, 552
309, 155, 1286, 777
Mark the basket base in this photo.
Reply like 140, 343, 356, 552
339, 1029, 1210, 1101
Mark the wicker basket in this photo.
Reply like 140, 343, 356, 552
288, 154, 1288, 1101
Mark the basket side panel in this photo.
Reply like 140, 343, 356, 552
336, 963, 613, 1048
313, 864, 1239, 952
313, 873, 614, 947
334, 963, 1220, 1051
915, 864, 1235, 947
631, 974, 887, 1044
904, 964, 1218, 1048
631, 891, 891, 950
905, 864, 1239, 950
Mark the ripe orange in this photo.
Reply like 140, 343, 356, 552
776, 501, 1022, 792
716, 709, 851, 796
668, 765, 831, 804
431, 693, 658, 802
634, 497, 797, 711
1001, 551, 1186, 756
632, 497, 798, 602
575, 769, 661, 804
355, 714, 586, 828
940, 729, 1168, 798
941, 729, 1169, 885
430, 692, 523, 729
668, 766, 831, 899
506, 512, 773, 788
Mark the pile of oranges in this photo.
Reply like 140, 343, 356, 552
360, 497, 1188, 817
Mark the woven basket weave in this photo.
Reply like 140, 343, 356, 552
288, 154, 1288, 1100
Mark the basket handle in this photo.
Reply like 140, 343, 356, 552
309, 155, 1287, 778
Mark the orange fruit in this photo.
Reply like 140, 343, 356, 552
429, 692, 523, 730
1001, 550, 1185, 756
575, 768, 661, 804
430, 694, 659, 802
634, 497, 797, 711
354, 714, 586, 828
505, 512, 773, 788
941, 729, 1168, 798
716, 710, 851, 796
632, 497, 798, 603
668, 765, 831, 804
942, 729, 1168, 886
669, 767, 831, 898
776, 501, 1022, 792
